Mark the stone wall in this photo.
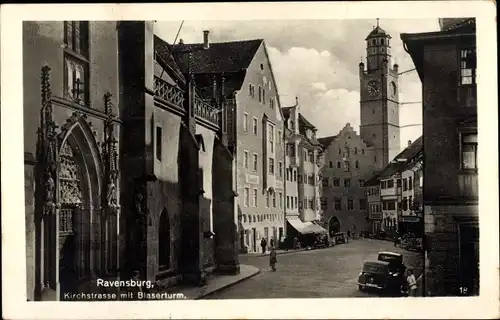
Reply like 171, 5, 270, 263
24, 156, 36, 301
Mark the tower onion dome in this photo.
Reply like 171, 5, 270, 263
365, 26, 388, 40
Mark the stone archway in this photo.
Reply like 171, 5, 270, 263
57, 119, 103, 298
328, 216, 341, 236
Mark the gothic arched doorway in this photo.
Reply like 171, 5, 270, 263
328, 216, 341, 236
158, 208, 171, 271
57, 119, 102, 300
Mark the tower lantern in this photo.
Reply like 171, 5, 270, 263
365, 19, 392, 73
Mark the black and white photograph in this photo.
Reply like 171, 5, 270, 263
1, 2, 498, 319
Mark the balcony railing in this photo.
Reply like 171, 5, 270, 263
458, 173, 478, 199
194, 97, 220, 127
154, 76, 185, 107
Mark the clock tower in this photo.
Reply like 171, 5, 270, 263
359, 20, 401, 170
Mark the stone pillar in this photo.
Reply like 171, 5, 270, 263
213, 137, 240, 275
179, 125, 205, 285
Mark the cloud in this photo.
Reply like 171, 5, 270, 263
155, 18, 437, 149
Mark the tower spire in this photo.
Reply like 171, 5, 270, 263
376, 18, 379, 28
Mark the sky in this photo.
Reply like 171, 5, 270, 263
155, 19, 440, 150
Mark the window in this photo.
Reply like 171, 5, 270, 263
409, 176, 413, 190
362, 149, 365, 154
294, 197, 298, 208
243, 113, 249, 132
258, 86, 262, 102
397, 178, 402, 188
387, 179, 394, 188
381, 181, 386, 189
381, 38, 385, 45
156, 126, 162, 161
286, 143, 295, 157
461, 132, 478, 170
278, 161, 283, 178
262, 89, 266, 104
252, 153, 258, 171
403, 178, 408, 191
344, 178, 351, 188
408, 196, 413, 211
374, 155, 377, 163
322, 178, 329, 187
286, 196, 290, 209
359, 179, 365, 187
293, 170, 297, 182
279, 192, 283, 208
333, 178, 340, 187
253, 189, 258, 207
460, 48, 476, 85
334, 199, 342, 211
269, 158, 275, 174
329, 161, 333, 168
64, 22, 89, 105
355, 160, 359, 169
278, 130, 282, 145
337, 161, 341, 168
249, 84, 254, 97
244, 188, 250, 207
270, 97, 275, 109
266, 192, 270, 208
243, 151, 249, 169
347, 199, 354, 211
321, 197, 327, 210
308, 175, 314, 186
273, 193, 276, 208
308, 198, 314, 210
359, 199, 367, 210
308, 151, 314, 163
252, 118, 258, 135
269, 125, 275, 153
354, 147, 358, 155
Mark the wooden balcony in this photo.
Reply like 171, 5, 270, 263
194, 97, 220, 129
458, 172, 478, 200
154, 76, 185, 107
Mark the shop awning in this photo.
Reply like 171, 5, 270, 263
286, 217, 315, 235
304, 221, 328, 234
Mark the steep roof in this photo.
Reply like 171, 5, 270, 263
366, 26, 390, 39
317, 135, 338, 149
376, 136, 423, 179
169, 39, 263, 74
299, 114, 316, 131
281, 106, 293, 120
154, 35, 186, 85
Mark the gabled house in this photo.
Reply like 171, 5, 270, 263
170, 32, 285, 254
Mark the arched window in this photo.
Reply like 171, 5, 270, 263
372, 39, 376, 46
381, 38, 385, 45
243, 215, 247, 223
354, 147, 358, 154
159, 208, 171, 270
253, 215, 256, 223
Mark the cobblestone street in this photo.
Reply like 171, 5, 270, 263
206, 239, 423, 298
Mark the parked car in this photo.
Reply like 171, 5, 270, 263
357, 260, 405, 295
331, 232, 348, 244
377, 251, 406, 274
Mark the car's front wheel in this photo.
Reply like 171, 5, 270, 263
358, 285, 364, 291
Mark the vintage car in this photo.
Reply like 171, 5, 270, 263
377, 251, 407, 275
358, 259, 406, 294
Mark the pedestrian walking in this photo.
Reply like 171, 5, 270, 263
406, 269, 418, 297
347, 230, 351, 239
260, 237, 267, 255
269, 246, 277, 271
270, 237, 275, 249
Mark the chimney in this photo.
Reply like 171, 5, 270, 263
179, 39, 184, 45
203, 30, 210, 49
408, 140, 412, 147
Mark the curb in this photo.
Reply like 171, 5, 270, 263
194, 267, 261, 299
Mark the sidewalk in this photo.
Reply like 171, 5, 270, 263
166, 264, 260, 299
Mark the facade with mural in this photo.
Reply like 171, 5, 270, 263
402, 18, 479, 296
170, 34, 285, 254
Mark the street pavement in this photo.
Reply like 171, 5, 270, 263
205, 238, 423, 299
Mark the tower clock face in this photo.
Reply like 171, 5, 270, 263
367, 80, 381, 97
390, 81, 397, 97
